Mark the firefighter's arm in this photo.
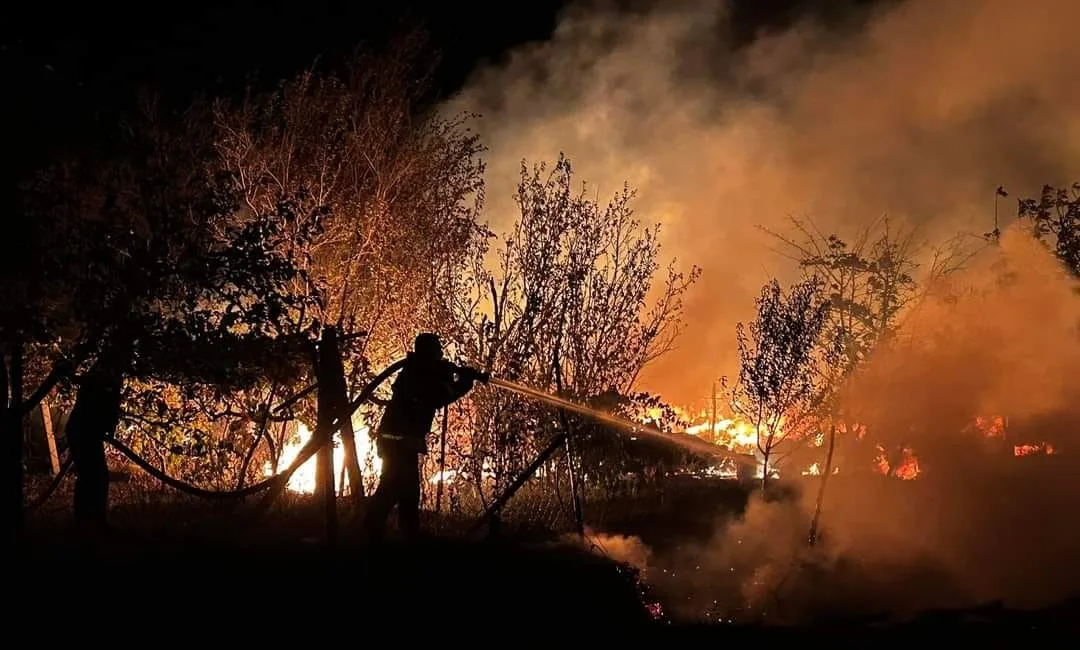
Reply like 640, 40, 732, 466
445, 366, 488, 402
426, 377, 466, 409
426, 365, 484, 408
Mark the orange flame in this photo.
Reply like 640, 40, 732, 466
1014, 442, 1055, 457
265, 416, 378, 494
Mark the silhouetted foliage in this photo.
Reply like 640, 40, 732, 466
762, 215, 976, 479
1018, 183, 1080, 278
438, 155, 699, 506
9, 95, 320, 500
732, 278, 828, 490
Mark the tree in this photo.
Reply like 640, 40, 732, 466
439, 155, 699, 508
1018, 183, 1080, 278
212, 35, 486, 496
764, 216, 974, 372
732, 278, 829, 491
13, 94, 317, 525
762, 216, 976, 473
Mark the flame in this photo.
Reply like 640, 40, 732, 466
266, 416, 378, 495
974, 415, 1007, 438
1014, 442, 1055, 457
892, 452, 920, 480
684, 417, 770, 451
801, 462, 840, 476
874, 444, 920, 480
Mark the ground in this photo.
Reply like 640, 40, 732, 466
13, 477, 1080, 639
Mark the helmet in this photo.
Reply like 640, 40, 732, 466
413, 332, 444, 360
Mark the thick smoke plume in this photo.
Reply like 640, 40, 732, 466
577, 228, 1080, 622
443, 0, 1080, 405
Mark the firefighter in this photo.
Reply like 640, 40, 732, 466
66, 343, 127, 531
362, 333, 486, 541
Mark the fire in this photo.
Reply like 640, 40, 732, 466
1015, 442, 1055, 457
685, 418, 768, 451
892, 452, 920, 480
975, 415, 1007, 438
430, 469, 458, 484
874, 444, 920, 480
630, 401, 766, 452
802, 462, 840, 476
266, 416, 379, 495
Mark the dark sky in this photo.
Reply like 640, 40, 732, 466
2, 0, 883, 187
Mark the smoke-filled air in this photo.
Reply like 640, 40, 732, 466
443, 0, 1080, 622
10, 0, 1080, 632
445, 0, 1079, 403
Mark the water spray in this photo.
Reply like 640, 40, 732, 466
486, 376, 733, 460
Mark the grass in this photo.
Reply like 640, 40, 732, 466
14, 473, 1080, 640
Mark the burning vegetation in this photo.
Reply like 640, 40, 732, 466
6, 0, 1080, 631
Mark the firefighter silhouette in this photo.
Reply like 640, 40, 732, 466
362, 333, 486, 540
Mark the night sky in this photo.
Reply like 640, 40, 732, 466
2, 0, 884, 191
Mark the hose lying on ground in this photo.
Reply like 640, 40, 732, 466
107, 437, 283, 499
94, 358, 408, 502
26, 456, 74, 513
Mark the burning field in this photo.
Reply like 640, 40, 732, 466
566, 226, 1080, 625
8, 0, 1080, 636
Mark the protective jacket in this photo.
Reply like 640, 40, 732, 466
374, 353, 474, 453
65, 370, 124, 441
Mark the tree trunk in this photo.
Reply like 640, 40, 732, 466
2, 348, 25, 537
312, 328, 348, 543
760, 448, 771, 493
314, 327, 362, 499
235, 397, 275, 490
337, 417, 363, 498
808, 423, 837, 546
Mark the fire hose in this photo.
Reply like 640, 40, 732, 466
30, 357, 707, 510
26, 456, 74, 513
26, 358, 410, 509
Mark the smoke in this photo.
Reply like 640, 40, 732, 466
581, 228, 1080, 622
579, 528, 654, 571
845, 225, 1080, 439
442, 0, 1080, 405
826, 223, 1080, 609
440, 0, 1080, 620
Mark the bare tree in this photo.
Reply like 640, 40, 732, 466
761, 215, 977, 474
211, 34, 487, 496
763, 215, 975, 369
732, 278, 829, 491
439, 154, 699, 508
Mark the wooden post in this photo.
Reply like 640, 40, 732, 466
40, 398, 60, 475
318, 326, 363, 498
313, 329, 339, 545
552, 343, 584, 538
